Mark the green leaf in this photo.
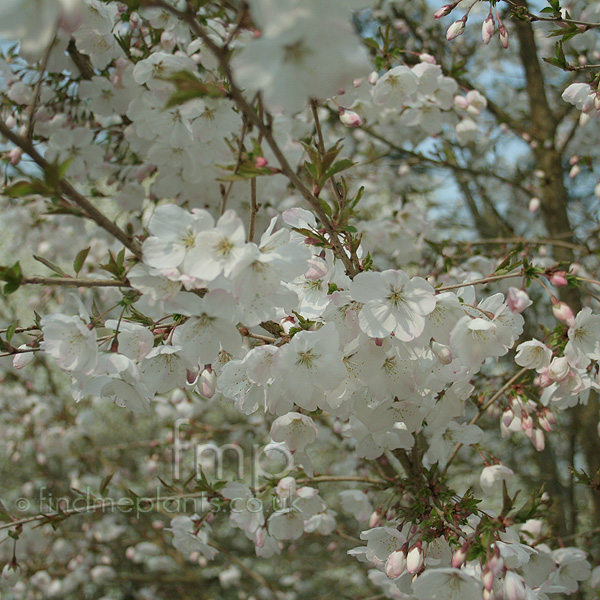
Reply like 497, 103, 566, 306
162, 71, 227, 109
325, 159, 357, 180
216, 161, 277, 182
0, 262, 23, 295
364, 37, 380, 51
319, 199, 333, 217
33, 255, 66, 276
3, 178, 57, 199
5, 322, 17, 344
99, 473, 115, 497
73, 247, 91, 275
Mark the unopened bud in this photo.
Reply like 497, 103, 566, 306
368, 71, 379, 86
8, 147, 21, 166
368, 510, 381, 528
2, 563, 20, 587
482, 565, 495, 591
13, 346, 34, 369
198, 367, 216, 399
549, 271, 568, 287
482, 14, 495, 45
569, 164, 581, 178
406, 545, 423, 574
507, 287, 531, 313
419, 53, 436, 64
446, 18, 466, 41
339, 108, 363, 128
528, 197, 540, 213
431, 341, 453, 364
499, 25, 509, 48
504, 570, 527, 600
434, 3, 456, 20
254, 156, 268, 168
531, 427, 545, 451
385, 549, 406, 578
552, 301, 575, 327
451, 542, 469, 568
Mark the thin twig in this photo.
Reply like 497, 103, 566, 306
435, 272, 522, 292
0, 122, 142, 258
22, 276, 130, 288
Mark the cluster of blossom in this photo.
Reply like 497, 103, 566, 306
30, 195, 600, 596
435, 0, 509, 48
350, 520, 591, 600
0, 0, 497, 217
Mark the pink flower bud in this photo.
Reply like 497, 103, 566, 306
198, 368, 216, 399
549, 271, 568, 287
482, 14, 495, 45
406, 546, 423, 574
569, 155, 579, 165
537, 412, 552, 433
482, 565, 495, 592
2, 563, 20, 587
504, 571, 527, 600
531, 427, 545, 451
254, 156, 268, 168
368, 71, 379, 85
434, 3, 455, 20
339, 108, 363, 128
507, 287, 531, 313
569, 164, 581, 178
13, 347, 33, 369
502, 408, 514, 428
8, 147, 22, 166
385, 550, 406, 578
528, 197, 540, 213
499, 25, 509, 48
431, 341, 453, 364
552, 301, 575, 327
451, 543, 469, 568
446, 18, 466, 41
368, 510, 381, 528
454, 95, 469, 110
419, 53, 436, 64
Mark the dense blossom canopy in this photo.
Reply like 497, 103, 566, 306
1, 0, 600, 599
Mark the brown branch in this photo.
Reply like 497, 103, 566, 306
0, 122, 142, 259
23, 276, 130, 288
435, 272, 522, 292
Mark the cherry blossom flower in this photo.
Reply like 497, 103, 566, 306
349, 270, 436, 341
480, 464, 514, 496
41, 314, 98, 375
515, 340, 552, 372
270, 412, 318, 452
142, 205, 214, 272
412, 568, 482, 600
564, 307, 600, 367
232, 1, 370, 113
